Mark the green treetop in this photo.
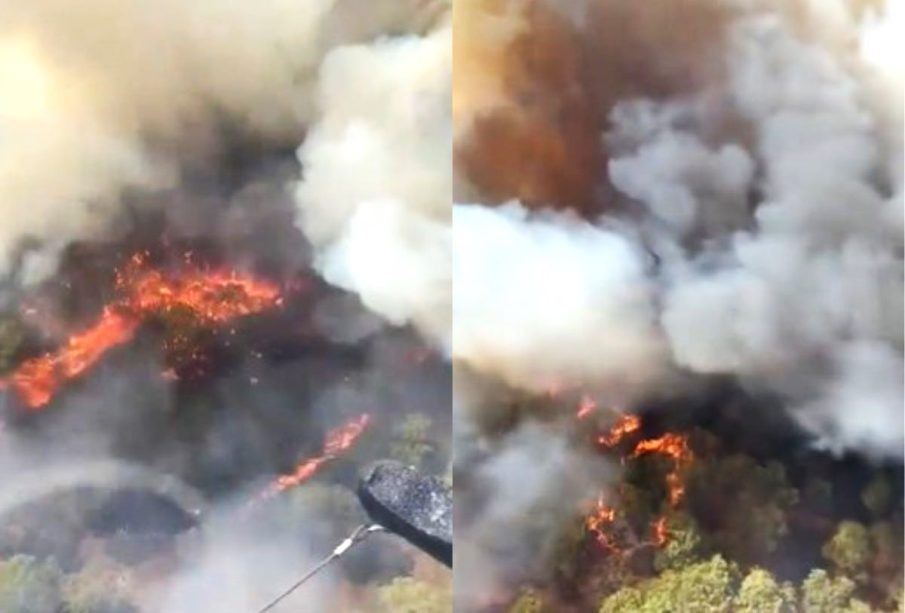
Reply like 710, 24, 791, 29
390, 413, 435, 468
734, 568, 796, 613
375, 576, 451, 613
823, 521, 872, 583
0, 555, 63, 613
599, 554, 738, 613
800, 569, 873, 613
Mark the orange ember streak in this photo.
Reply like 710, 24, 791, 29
630, 432, 690, 462
597, 414, 641, 447
257, 414, 371, 502
652, 516, 668, 547
1, 253, 282, 409
0, 309, 138, 409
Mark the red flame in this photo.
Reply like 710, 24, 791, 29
0, 252, 282, 409
256, 414, 371, 502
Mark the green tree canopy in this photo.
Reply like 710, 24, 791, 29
860, 477, 892, 518
508, 588, 545, 613
734, 568, 796, 613
800, 569, 872, 613
599, 555, 738, 613
390, 413, 435, 468
0, 316, 24, 373
823, 521, 871, 582
376, 577, 451, 613
685, 455, 798, 565
61, 558, 137, 613
653, 511, 705, 573
867, 521, 904, 605
0, 555, 63, 613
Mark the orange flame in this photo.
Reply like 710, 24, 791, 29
585, 494, 619, 551
652, 516, 668, 547
256, 414, 371, 502
630, 432, 692, 506
585, 413, 693, 552
597, 413, 641, 447
1, 253, 282, 409
118, 253, 283, 324
4, 309, 138, 408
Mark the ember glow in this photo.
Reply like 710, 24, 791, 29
0, 252, 283, 409
256, 413, 372, 502
117, 253, 283, 324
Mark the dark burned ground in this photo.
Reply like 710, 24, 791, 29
0, 487, 198, 572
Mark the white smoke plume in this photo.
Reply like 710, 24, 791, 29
294, 20, 452, 347
659, 11, 903, 459
0, 0, 323, 281
454, 0, 903, 460
453, 202, 665, 398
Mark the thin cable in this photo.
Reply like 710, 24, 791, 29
255, 524, 384, 613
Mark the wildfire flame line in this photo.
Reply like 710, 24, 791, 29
0, 252, 283, 410
254, 414, 372, 503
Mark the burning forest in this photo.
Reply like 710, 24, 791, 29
1, 0, 903, 610
453, 0, 903, 612
0, 1, 451, 612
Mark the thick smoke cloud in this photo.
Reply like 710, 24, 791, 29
453, 202, 665, 397
0, 0, 324, 281
454, 0, 903, 461
295, 21, 452, 347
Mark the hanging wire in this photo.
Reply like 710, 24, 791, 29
254, 524, 385, 613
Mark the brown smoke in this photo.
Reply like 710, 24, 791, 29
454, 0, 728, 212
